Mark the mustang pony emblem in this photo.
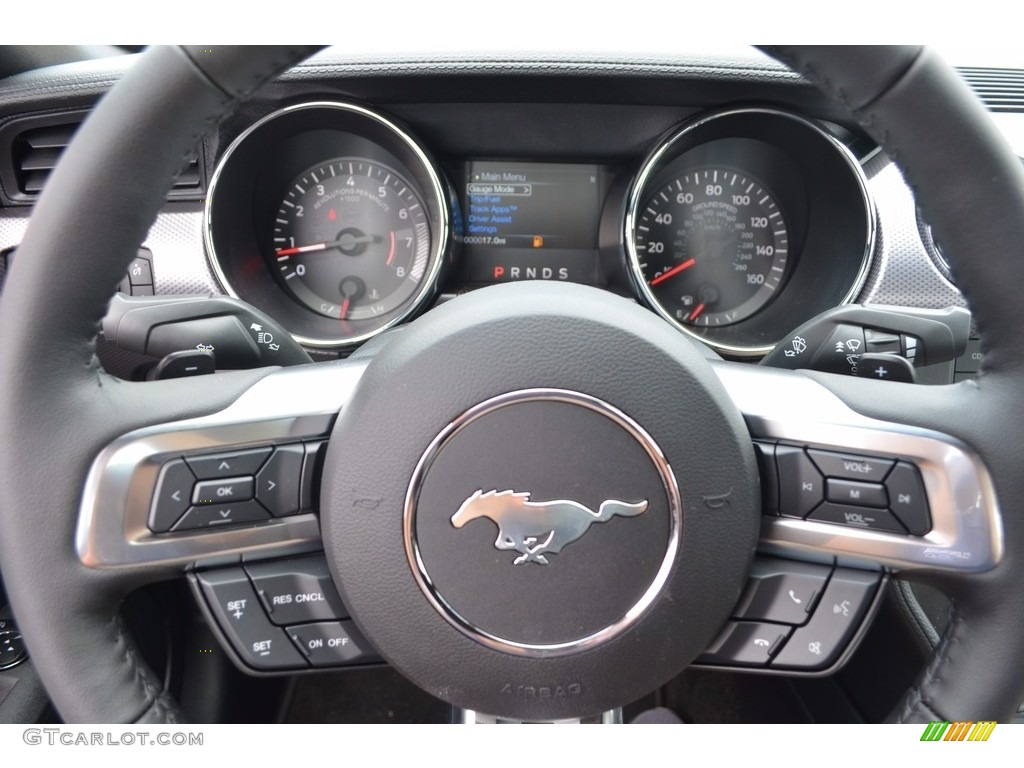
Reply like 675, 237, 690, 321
450, 489, 649, 565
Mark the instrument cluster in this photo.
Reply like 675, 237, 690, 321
205, 103, 876, 356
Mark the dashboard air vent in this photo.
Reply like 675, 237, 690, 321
0, 111, 205, 205
959, 67, 1024, 112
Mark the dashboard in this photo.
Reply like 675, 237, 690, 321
2, 48, 1011, 377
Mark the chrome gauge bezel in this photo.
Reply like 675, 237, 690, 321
204, 101, 451, 349
625, 107, 877, 357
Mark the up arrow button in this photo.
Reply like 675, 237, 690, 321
186, 447, 272, 479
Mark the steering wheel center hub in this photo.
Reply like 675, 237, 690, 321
320, 281, 760, 719
406, 388, 681, 654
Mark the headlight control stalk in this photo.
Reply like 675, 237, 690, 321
102, 293, 312, 377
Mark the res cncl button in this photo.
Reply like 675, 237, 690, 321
245, 556, 348, 626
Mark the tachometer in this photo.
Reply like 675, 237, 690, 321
633, 167, 788, 327
273, 158, 431, 321
205, 101, 452, 349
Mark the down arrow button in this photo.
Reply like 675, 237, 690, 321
257, 445, 304, 517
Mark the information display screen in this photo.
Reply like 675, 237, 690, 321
458, 162, 608, 285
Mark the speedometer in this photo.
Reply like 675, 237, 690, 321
633, 167, 789, 327
623, 108, 874, 357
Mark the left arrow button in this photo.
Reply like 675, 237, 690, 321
148, 459, 196, 533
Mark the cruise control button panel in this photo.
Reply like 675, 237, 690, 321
194, 554, 378, 674
146, 441, 325, 534
766, 442, 932, 536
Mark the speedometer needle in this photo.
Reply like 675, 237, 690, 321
649, 258, 696, 287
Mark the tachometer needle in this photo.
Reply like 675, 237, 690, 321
649, 257, 696, 287
276, 233, 383, 259
275, 243, 327, 258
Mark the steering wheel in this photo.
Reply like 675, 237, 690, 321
1, 45, 1022, 724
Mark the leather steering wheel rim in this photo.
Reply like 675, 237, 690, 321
1, 45, 1023, 723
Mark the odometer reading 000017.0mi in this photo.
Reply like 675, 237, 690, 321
634, 167, 789, 327
273, 158, 431, 321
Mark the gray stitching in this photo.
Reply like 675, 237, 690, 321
111, 614, 181, 724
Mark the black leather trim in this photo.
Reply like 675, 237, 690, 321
892, 581, 942, 652
179, 46, 322, 101
758, 46, 1024, 723
761, 46, 922, 112
0, 46, 315, 723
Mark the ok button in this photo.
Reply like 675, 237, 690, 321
193, 476, 254, 505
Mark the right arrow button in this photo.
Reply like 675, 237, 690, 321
257, 445, 304, 517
